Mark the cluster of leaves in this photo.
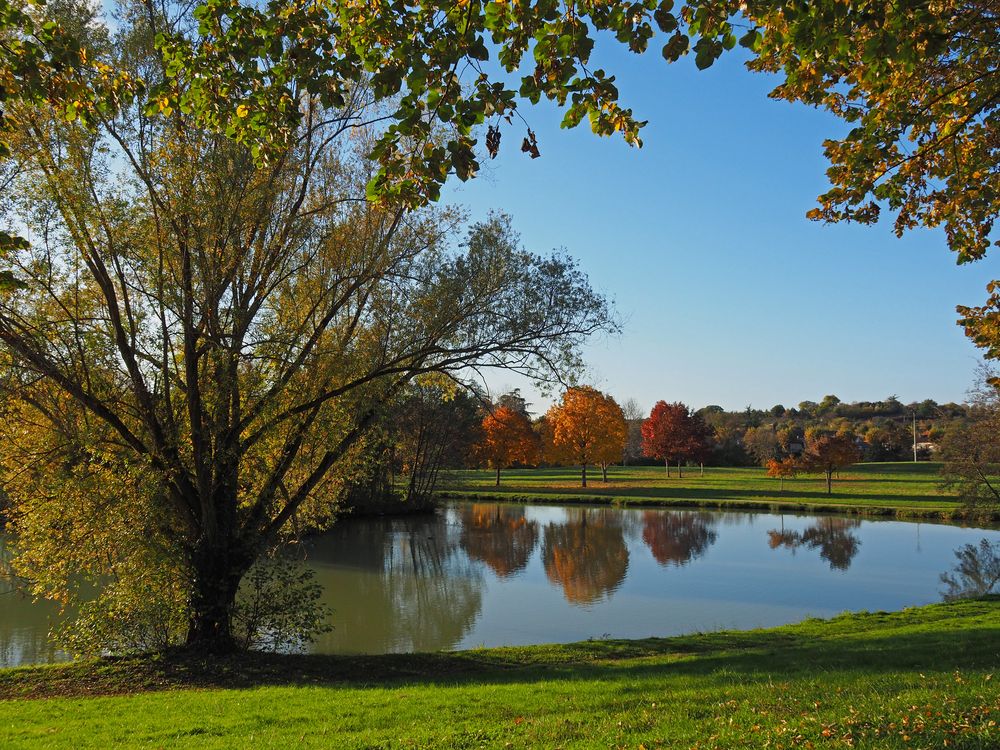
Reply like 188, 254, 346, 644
730, 0, 999, 261
0, 0, 142, 254
146, 0, 998, 268
3, 0, 996, 261
148, 0, 675, 207
0, 388, 191, 656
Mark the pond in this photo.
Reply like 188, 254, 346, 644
2, 502, 999, 667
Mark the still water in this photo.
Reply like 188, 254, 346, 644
3, 503, 999, 666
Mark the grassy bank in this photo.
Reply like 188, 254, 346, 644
439, 462, 999, 522
1, 598, 999, 748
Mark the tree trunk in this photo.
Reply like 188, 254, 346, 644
496, 466, 501, 487
826, 470, 832, 495
581, 463, 587, 487
665, 459, 670, 477
601, 463, 608, 482
700, 462, 704, 477
678, 460, 683, 478
186, 535, 251, 653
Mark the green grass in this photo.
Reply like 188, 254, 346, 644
1, 598, 999, 748
439, 462, 998, 521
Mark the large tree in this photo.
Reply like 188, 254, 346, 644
0, 3, 615, 652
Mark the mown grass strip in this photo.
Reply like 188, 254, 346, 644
438, 463, 1000, 522
1, 598, 998, 749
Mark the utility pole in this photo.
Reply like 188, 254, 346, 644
912, 411, 918, 463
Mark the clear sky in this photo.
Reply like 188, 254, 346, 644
442, 41, 998, 415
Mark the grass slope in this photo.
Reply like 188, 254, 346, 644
1, 598, 999, 748
440, 462, 996, 521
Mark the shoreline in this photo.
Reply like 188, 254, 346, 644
436, 489, 1000, 524
1, 596, 997, 702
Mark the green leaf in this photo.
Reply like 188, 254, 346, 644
738, 29, 762, 51
653, 7, 677, 33
661, 33, 688, 61
0, 269, 27, 291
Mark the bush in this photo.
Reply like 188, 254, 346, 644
233, 555, 332, 653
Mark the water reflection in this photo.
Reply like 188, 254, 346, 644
4, 505, 1000, 667
642, 511, 718, 566
458, 504, 539, 577
542, 509, 629, 605
940, 538, 1000, 601
0, 538, 62, 667
767, 517, 862, 570
306, 515, 483, 653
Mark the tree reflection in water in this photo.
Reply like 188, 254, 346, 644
305, 514, 483, 653
767, 517, 862, 570
641, 511, 719, 566
542, 509, 629, 605
940, 538, 1000, 601
458, 504, 539, 577
0, 536, 63, 667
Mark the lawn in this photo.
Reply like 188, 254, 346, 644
1, 598, 998, 748
438, 462, 993, 521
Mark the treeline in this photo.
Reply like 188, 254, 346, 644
344, 388, 975, 506
688, 394, 969, 467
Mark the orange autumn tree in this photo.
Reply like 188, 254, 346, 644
765, 457, 799, 492
476, 406, 540, 487
547, 387, 627, 486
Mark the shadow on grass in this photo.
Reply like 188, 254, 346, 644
2, 598, 997, 701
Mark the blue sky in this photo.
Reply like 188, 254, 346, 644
443, 42, 998, 415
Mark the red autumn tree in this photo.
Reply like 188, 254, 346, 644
641, 401, 712, 477
798, 434, 862, 495
476, 406, 539, 487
